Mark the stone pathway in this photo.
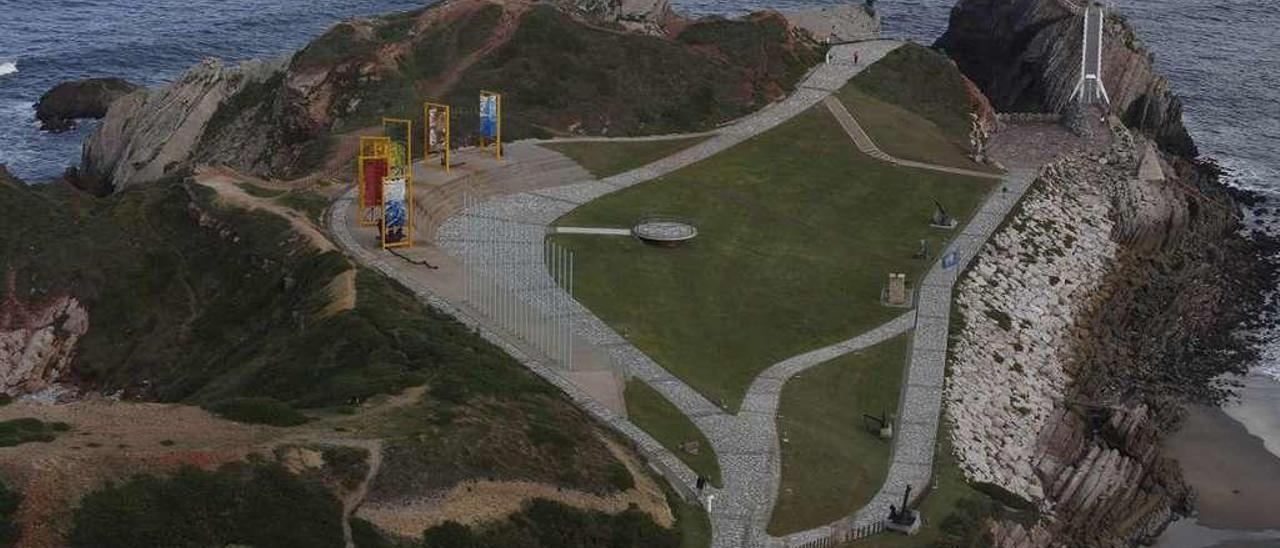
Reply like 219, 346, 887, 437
329, 38, 1044, 548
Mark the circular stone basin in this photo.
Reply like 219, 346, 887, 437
632, 217, 698, 246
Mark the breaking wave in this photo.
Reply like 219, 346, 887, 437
0, 60, 16, 77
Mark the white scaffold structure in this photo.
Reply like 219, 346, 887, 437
1070, 2, 1112, 106
461, 192, 576, 370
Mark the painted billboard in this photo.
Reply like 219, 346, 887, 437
424, 102, 451, 171
357, 136, 391, 227
382, 118, 413, 181
381, 177, 411, 248
479, 93, 498, 139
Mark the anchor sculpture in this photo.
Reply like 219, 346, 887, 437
887, 484, 922, 534
931, 200, 956, 229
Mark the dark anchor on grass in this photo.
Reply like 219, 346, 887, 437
887, 484, 922, 535
862, 409, 893, 439
930, 200, 957, 229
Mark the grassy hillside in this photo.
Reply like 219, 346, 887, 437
0, 170, 662, 536
197, 0, 823, 178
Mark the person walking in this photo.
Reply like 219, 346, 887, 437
854, 50, 861, 65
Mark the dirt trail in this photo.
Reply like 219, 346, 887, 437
194, 167, 336, 252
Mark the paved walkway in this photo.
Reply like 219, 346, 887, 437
330, 39, 1043, 548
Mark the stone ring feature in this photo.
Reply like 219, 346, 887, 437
632, 216, 698, 246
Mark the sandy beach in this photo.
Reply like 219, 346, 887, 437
1162, 402, 1280, 530
1223, 372, 1280, 459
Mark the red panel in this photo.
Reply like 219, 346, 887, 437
362, 159, 388, 207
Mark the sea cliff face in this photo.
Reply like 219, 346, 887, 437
937, 0, 1196, 157
945, 89, 1271, 548
81, 58, 285, 192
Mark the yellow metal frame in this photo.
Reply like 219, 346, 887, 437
479, 90, 502, 160
423, 102, 451, 173
382, 117, 414, 182
357, 136, 392, 227
380, 177, 414, 250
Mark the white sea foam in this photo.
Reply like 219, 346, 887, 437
0, 60, 16, 76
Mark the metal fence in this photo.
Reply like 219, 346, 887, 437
462, 192, 575, 370
787, 520, 888, 548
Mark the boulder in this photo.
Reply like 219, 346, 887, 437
34, 77, 140, 132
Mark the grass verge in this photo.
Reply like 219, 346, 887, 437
625, 380, 722, 487
552, 106, 992, 411
540, 136, 712, 179
768, 335, 907, 535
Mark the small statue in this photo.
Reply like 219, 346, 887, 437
968, 112, 991, 164
913, 239, 930, 260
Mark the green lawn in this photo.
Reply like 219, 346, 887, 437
552, 106, 993, 411
540, 136, 712, 179
839, 88, 993, 173
842, 43, 1002, 174
625, 380, 722, 487
671, 490, 713, 548
768, 335, 907, 535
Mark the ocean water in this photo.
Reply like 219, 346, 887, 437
0, 0, 1277, 367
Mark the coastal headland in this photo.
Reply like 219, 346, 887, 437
1, 0, 1276, 547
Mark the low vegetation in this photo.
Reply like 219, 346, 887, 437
624, 380, 722, 487
553, 105, 992, 411
420, 498, 679, 548
0, 418, 72, 447
206, 397, 310, 426
0, 481, 20, 548
769, 336, 907, 535
367, 391, 633, 502
68, 462, 345, 548
541, 136, 712, 179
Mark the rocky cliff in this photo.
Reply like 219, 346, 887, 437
937, 0, 1196, 158
81, 58, 285, 192
0, 270, 88, 397
948, 115, 1270, 546
82, 0, 823, 190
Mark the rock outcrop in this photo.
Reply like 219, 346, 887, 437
34, 77, 140, 132
937, 0, 1196, 157
81, 58, 285, 192
1, 270, 88, 395
948, 115, 1268, 546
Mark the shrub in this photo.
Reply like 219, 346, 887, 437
421, 499, 679, 548
69, 462, 345, 548
0, 480, 21, 547
605, 462, 635, 492
0, 418, 70, 447
207, 397, 310, 426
